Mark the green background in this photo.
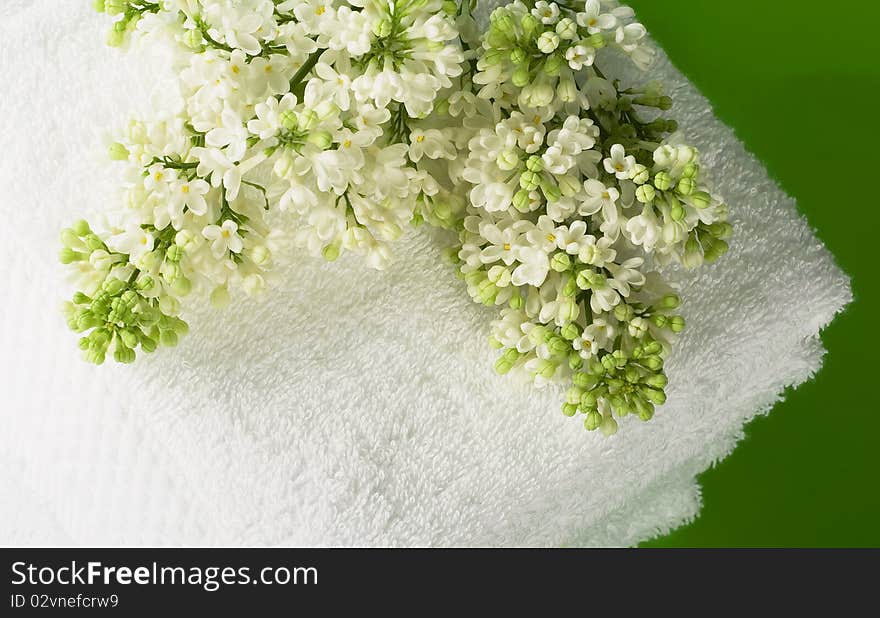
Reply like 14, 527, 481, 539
618, 0, 879, 547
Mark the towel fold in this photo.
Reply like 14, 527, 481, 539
0, 1, 851, 546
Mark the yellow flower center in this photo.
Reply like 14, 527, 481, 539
503, 243, 511, 251
416, 135, 425, 143
154, 172, 163, 181
547, 234, 556, 243
588, 18, 598, 27
615, 164, 624, 172
181, 185, 190, 194
533, 115, 541, 124
222, 230, 231, 238
140, 237, 148, 245
232, 65, 240, 74
316, 5, 326, 15
343, 140, 352, 148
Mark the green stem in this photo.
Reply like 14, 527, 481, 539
289, 50, 322, 97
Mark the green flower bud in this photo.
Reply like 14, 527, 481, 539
573, 372, 598, 389
704, 239, 729, 263
520, 14, 540, 38
93, 0, 106, 12
519, 170, 541, 191
86, 348, 107, 365
652, 314, 669, 329
658, 294, 681, 310
653, 171, 672, 192
584, 410, 603, 431
551, 252, 571, 273
322, 241, 341, 262
105, 0, 127, 16
542, 54, 564, 76
72, 219, 92, 237
102, 277, 126, 296
108, 142, 129, 161
580, 390, 598, 410
307, 130, 333, 149
562, 403, 579, 417
562, 274, 578, 298
107, 21, 127, 47
688, 191, 712, 209
644, 373, 668, 389
171, 276, 192, 297
556, 17, 577, 40
614, 303, 634, 322
669, 196, 686, 222
511, 65, 531, 88
280, 110, 298, 132
508, 292, 524, 310
182, 29, 205, 50
512, 189, 533, 212
586, 34, 606, 49
682, 233, 704, 269
480, 48, 507, 67
569, 352, 583, 371
141, 335, 158, 354
510, 47, 528, 65
373, 17, 393, 38
526, 155, 544, 173
85, 234, 106, 252
159, 329, 179, 348
119, 329, 139, 349
676, 176, 696, 196
631, 164, 650, 185
708, 221, 734, 240
548, 336, 569, 355
566, 387, 584, 406
641, 386, 667, 405
165, 244, 184, 262
560, 323, 581, 341
632, 396, 655, 421
640, 355, 663, 371
635, 184, 655, 204
540, 178, 561, 203
497, 148, 521, 171
643, 341, 663, 356
557, 174, 580, 197
59, 248, 83, 264
668, 315, 686, 333
682, 162, 699, 179
599, 415, 618, 436
495, 357, 514, 375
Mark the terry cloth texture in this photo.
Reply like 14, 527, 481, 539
0, 2, 851, 546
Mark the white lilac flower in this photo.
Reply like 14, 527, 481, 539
202, 220, 244, 258
532, 1, 561, 25
107, 224, 154, 261
554, 220, 592, 255
247, 93, 298, 140
603, 144, 636, 179
577, 0, 618, 34
170, 178, 210, 217
511, 246, 551, 288
408, 129, 456, 163
581, 179, 620, 217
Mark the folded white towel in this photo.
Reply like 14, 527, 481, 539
0, 2, 851, 546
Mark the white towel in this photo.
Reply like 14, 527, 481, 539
0, 2, 851, 547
